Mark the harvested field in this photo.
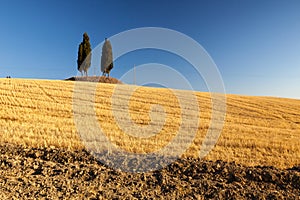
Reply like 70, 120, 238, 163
0, 78, 299, 168
0, 78, 300, 198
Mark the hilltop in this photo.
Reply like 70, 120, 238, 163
65, 76, 122, 84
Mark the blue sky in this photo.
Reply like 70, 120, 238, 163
0, 0, 299, 99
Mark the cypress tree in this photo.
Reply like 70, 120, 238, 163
77, 32, 92, 76
101, 38, 113, 77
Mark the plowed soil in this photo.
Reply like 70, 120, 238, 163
0, 143, 299, 199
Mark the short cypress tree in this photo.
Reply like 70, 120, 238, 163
77, 32, 92, 76
101, 38, 113, 77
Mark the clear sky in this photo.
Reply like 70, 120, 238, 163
1, 0, 299, 99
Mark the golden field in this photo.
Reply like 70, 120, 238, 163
0, 78, 299, 169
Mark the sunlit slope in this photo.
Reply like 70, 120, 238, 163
0, 78, 299, 168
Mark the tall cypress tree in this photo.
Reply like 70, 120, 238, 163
77, 32, 91, 76
101, 38, 113, 77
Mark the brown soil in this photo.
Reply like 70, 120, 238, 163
65, 76, 122, 84
0, 143, 299, 199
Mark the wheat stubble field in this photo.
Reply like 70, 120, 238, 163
0, 78, 300, 198
1, 78, 299, 168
